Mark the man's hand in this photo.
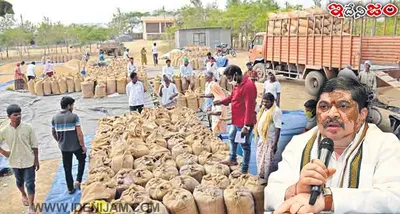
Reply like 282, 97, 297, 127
296, 159, 336, 194
0, 149, 10, 158
34, 159, 40, 171
81, 146, 87, 154
275, 193, 325, 214
241, 127, 249, 138
213, 100, 222, 106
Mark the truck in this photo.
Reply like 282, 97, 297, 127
248, 11, 400, 96
99, 40, 124, 57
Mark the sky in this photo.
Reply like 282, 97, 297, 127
8, 0, 394, 25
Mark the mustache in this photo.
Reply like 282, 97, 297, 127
323, 118, 345, 128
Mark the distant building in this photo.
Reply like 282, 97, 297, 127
174, 27, 232, 49
141, 16, 175, 40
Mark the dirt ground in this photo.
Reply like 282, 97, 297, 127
0, 40, 399, 214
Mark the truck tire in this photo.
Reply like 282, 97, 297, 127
367, 106, 383, 126
254, 63, 266, 82
305, 71, 326, 96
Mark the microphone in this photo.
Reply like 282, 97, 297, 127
309, 138, 334, 205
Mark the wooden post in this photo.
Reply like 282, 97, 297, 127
339, 19, 344, 69
288, 18, 291, 64
384, 17, 387, 35
312, 16, 316, 65
266, 20, 269, 61
358, 18, 364, 71
329, 16, 334, 70
373, 17, 377, 36
305, 16, 310, 65
395, 16, 398, 36
320, 16, 324, 67
272, 20, 275, 69
349, 19, 354, 66
279, 19, 283, 65
296, 16, 300, 68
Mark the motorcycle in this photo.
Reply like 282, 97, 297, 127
216, 43, 236, 58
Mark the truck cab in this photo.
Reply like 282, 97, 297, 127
248, 32, 267, 80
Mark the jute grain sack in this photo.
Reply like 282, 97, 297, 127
116, 77, 127, 94
28, 79, 36, 95
153, 165, 179, 181
154, 154, 177, 168
179, 164, 205, 182
81, 81, 94, 98
172, 142, 193, 158
43, 78, 52, 95
199, 75, 206, 91
193, 185, 226, 214
128, 142, 149, 158
176, 94, 187, 108
58, 77, 68, 94
201, 173, 230, 189
148, 143, 171, 157
185, 90, 199, 111
146, 131, 167, 148
132, 168, 154, 187
106, 78, 117, 95
51, 78, 61, 94
94, 83, 106, 98
80, 181, 116, 204
244, 177, 265, 214
163, 188, 199, 214
136, 199, 169, 214
167, 136, 186, 150
86, 167, 115, 184
176, 153, 198, 168
133, 155, 156, 172
74, 76, 83, 92
114, 169, 137, 194
229, 170, 246, 184
110, 151, 134, 173
204, 163, 230, 176
119, 187, 150, 208
169, 175, 200, 193
66, 77, 75, 93
145, 178, 173, 201
220, 75, 228, 90
192, 140, 211, 155
34, 80, 44, 96
211, 142, 230, 153
153, 76, 162, 96
174, 75, 182, 93
198, 151, 222, 165
224, 187, 255, 214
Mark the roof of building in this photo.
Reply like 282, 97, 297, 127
141, 16, 175, 22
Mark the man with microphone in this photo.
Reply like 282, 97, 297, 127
264, 77, 400, 213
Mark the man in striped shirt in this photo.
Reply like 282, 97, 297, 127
51, 96, 86, 194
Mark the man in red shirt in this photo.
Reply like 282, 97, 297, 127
214, 65, 257, 174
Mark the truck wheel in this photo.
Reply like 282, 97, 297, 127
305, 71, 326, 96
367, 107, 383, 126
254, 63, 266, 82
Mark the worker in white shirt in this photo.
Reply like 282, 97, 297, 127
206, 60, 220, 83
152, 43, 158, 66
180, 57, 195, 91
265, 77, 400, 214
159, 74, 178, 108
123, 48, 129, 60
359, 60, 377, 92
162, 59, 175, 81
126, 72, 146, 113
26, 62, 36, 81
263, 72, 281, 107
127, 57, 137, 77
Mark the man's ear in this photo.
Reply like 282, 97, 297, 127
361, 107, 368, 121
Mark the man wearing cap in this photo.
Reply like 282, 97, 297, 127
359, 60, 377, 92
180, 57, 195, 91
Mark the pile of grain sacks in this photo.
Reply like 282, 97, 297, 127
169, 46, 211, 69
268, 8, 351, 36
27, 75, 84, 96
42, 53, 82, 63
73, 107, 265, 214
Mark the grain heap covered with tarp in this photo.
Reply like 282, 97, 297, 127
73, 107, 266, 214
267, 8, 351, 36
169, 46, 211, 69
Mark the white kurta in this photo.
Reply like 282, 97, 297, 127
264, 123, 400, 213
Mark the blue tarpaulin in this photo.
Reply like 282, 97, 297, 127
42, 134, 94, 214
